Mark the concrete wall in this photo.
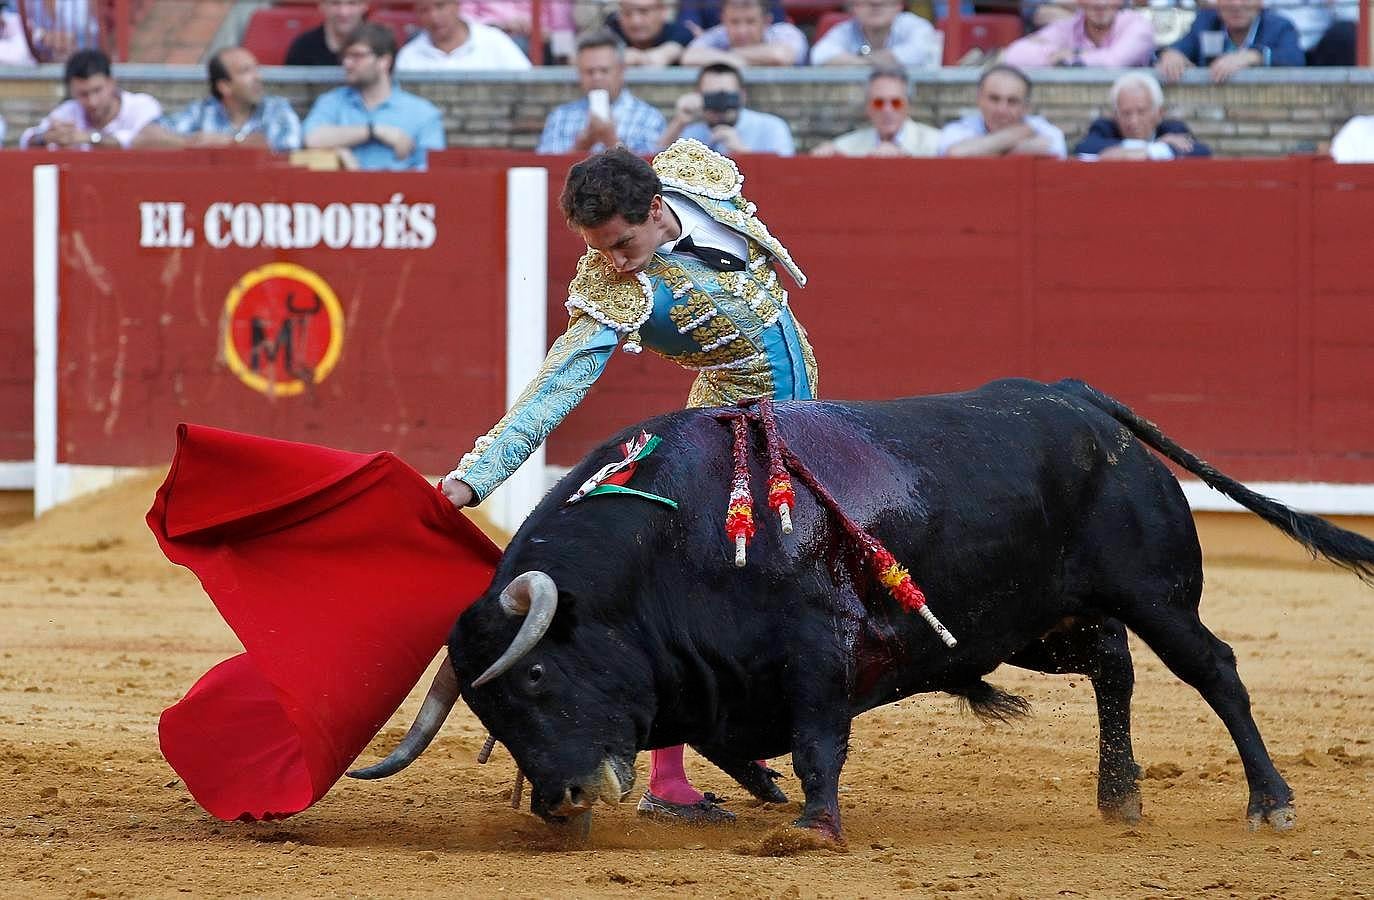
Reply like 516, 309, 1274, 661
4, 65, 1374, 156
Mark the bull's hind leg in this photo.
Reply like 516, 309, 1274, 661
1008, 616, 1142, 823
692, 747, 789, 804
1121, 597, 1295, 830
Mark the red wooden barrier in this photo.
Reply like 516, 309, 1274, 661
50, 164, 509, 474
435, 152, 1374, 483
5, 154, 1373, 488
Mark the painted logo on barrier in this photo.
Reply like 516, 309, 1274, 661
222, 263, 344, 396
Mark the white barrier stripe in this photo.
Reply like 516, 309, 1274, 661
492, 167, 549, 536
33, 165, 59, 517
1180, 481, 1374, 516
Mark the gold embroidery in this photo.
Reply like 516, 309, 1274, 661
687, 365, 775, 408
794, 318, 820, 398
564, 251, 652, 333
652, 138, 743, 201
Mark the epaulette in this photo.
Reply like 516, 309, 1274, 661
652, 138, 744, 201
564, 251, 654, 354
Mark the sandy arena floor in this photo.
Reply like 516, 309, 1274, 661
2, 475, 1372, 898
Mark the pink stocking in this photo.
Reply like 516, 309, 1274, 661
648, 745, 703, 804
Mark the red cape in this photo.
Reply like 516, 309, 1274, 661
148, 424, 501, 821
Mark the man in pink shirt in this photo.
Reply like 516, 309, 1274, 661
466, 0, 575, 60
1002, 0, 1155, 68
20, 49, 162, 149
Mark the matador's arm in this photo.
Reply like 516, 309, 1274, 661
442, 313, 620, 503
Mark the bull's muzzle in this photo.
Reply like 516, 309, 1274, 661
540, 757, 637, 820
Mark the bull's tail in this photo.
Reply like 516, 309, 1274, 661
948, 681, 1031, 724
1067, 379, 1374, 585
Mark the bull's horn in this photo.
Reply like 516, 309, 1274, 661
471, 571, 558, 687
347, 653, 459, 780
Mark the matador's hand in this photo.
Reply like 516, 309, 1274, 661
441, 475, 475, 508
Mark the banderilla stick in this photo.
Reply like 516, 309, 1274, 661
477, 733, 497, 764
512, 768, 525, 810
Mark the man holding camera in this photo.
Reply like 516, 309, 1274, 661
658, 62, 795, 156
537, 29, 666, 154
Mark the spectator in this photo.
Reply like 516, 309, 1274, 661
395, 0, 532, 70
465, 0, 576, 61
607, 0, 694, 66
536, 30, 666, 154
285, 0, 367, 66
937, 64, 1066, 158
681, 0, 808, 67
1282, 0, 1356, 66
678, 0, 786, 34
20, 49, 161, 150
0, 113, 6, 145
810, 0, 940, 69
302, 23, 445, 170
1329, 112, 1374, 163
1, 6, 37, 66
1073, 72, 1210, 159
812, 65, 939, 157
659, 62, 794, 156
134, 48, 302, 151
19, 0, 98, 61
1156, 0, 1303, 83
1002, 0, 1155, 68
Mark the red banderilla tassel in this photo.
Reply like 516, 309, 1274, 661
869, 544, 957, 648
756, 399, 795, 533
725, 415, 756, 567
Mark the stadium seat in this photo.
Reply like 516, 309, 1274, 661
242, 7, 323, 65
814, 11, 850, 42
782, 0, 845, 27
939, 13, 1023, 65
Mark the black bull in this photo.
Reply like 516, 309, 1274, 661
352, 378, 1374, 843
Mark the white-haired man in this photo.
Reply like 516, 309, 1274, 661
1073, 72, 1210, 160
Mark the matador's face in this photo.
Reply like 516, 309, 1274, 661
577, 195, 673, 276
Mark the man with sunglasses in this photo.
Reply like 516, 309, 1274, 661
812, 66, 939, 157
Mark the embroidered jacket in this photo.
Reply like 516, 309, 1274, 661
451, 138, 818, 502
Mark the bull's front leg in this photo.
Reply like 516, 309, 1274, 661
789, 699, 852, 846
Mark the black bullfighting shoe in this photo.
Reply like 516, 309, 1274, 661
636, 790, 736, 824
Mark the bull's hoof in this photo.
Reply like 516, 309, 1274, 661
1248, 805, 1297, 832
753, 767, 789, 805
1099, 792, 1143, 825
791, 810, 845, 849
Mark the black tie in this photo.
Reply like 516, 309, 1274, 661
673, 233, 746, 272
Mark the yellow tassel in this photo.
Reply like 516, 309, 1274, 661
879, 563, 909, 590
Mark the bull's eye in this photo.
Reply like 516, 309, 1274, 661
527, 663, 544, 684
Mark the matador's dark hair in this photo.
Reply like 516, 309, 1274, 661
559, 146, 661, 229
